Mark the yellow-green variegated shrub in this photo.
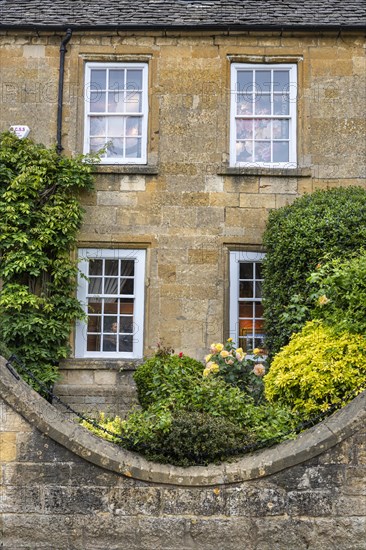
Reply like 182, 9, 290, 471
264, 320, 366, 418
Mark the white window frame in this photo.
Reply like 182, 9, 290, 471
83, 62, 148, 164
229, 250, 266, 352
75, 248, 146, 359
230, 63, 297, 168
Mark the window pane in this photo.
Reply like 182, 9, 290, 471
109, 70, 125, 90
87, 334, 100, 352
237, 70, 253, 92
120, 298, 134, 314
107, 138, 124, 158
119, 335, 133, 352
104, 300, 118, 314
273, 141, 289, 162
236, 119, 253, 139
108, 91, 125, 112
108, 117, 124, 137
273, 94, 289, 115
103, 317, 118, 333
254, 119, 271, 139
103, 335, 117, 352
254, 94, 271, 115
126, 70, 143, 90
88, 277, 103, 294
104, 278, 119, 294
105, 260, 119, 276
121, 260, 135, 277
256, 263, 263, 279
120, 278, 134, 294
90, 70, 106, 90
126, 117, 142, 137
254, 141, 271, 163
236, 94, 253, 115
89, 259, 103, 276
239, 262, 253, 279
255, 303, 264, 317
273, 119, 289, 139
120, 316, 134, 333
126, 92, 142, 113
273, 71, 289, 92
87, 315, 101, 332
89, 137, 105, 154
255, 281, 263, 298
236, 141, 253, 162
240, 281, 254, 298
254, 336, 265, 349
90, 117, 106, 137
239, 302, 254, 317
126, 138, 141, 158
255, 70, 271, 93
87, 299, 102, 314
90, 92, 106, 112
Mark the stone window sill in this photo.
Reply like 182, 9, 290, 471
218, 166, 312, 177
60, 358, 142, 371
91, 165, 159, 175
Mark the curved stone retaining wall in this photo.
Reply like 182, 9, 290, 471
1, 356, 365, 549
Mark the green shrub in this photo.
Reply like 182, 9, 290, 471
264, 320, 366, 417
262, 187, 366, 357
132, 411, 255, 466
308, 251, 366, 335
133, 352, 204, 409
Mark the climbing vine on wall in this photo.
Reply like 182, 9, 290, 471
0, 131, 95, 393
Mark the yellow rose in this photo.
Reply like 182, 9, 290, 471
210, 363, 220, 373
203, 367, 210, 377
318, 294, 330, 306
235, 347, 243, 354
220, 350, 230, 358
227, 337, 233, 342
215, 343, 224, 352
253, 348, 261, 355
204, 354, 212, 363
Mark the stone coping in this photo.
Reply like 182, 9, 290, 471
1, 355, 365, 487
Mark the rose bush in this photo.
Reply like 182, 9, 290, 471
203, 338, 267, 403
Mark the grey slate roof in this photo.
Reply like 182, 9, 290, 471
0, 0, 365, 30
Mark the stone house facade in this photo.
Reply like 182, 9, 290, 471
1, 1, 365, 373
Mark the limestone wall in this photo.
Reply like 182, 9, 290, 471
1, 357, 366, 549
0, 30, 365, 358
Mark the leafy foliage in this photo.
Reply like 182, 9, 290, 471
128, 411, 255, 466
133, 352, 204, 409
264, 320, 366, 418
0, 132, 94, 392
83, 349, 297, 465
262, 187, 366, 357
308, 251, 366, 335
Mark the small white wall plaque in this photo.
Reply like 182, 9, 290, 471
9, 125, 30, 139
